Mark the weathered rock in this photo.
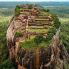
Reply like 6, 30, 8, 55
6, 5, 69, 69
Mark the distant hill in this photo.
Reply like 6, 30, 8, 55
0, 2, 69, 18
0, 2, 69, 8
44, 6, 69, 17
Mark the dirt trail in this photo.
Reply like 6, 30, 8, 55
15, 41, 19, 56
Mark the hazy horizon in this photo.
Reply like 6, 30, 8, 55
0, 0, 69, 2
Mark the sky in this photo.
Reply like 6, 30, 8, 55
0, 0, 69, 2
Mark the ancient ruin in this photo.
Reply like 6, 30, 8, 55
6, 4, 69, 69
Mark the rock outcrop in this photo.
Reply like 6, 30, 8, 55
6, 4, 69, 69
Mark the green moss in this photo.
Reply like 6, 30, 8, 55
15, 32, 23, 37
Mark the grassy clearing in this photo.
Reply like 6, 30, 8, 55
20, 26, 55, 49
20, 37, 50, 50
20, 22, 57, 50
59, 17, 69, 24
0, 16, 12, 22
28, 28, 48, 33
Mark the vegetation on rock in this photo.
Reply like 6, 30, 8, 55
34, 34, 44, 45
52, 14, 61, 29
0, 3, 69, 69
15, 32, 23, 37
15, 5, 20, 16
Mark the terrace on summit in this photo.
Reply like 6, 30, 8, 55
13, 4, 56, 49
15, 4, 53, 35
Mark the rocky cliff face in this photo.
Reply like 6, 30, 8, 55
6, 4, 69, 69
16, 29, 69, 69
6, 25, 69, 69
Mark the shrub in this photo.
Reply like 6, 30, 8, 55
34, 34, 44, 45
54, 17, 61, 29
41, 8, 50, 12
0, 59, 15, 69
15, 5, 20, 16
46, 27, 56, 41
28, 4, 33, 9
52, 14, 61, 29
46, 9, 50, 12
15, 32, 22, 37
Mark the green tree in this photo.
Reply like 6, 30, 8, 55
0, 59, 15, 69
15, 32, 23, 37
46, 27, 56, 41
46, 9, 50, 12
28, 4, 33, 9
52, 15, 61, 29
34, 34, 44, 45
42, 8, 50, 12
54, 17, 61, 29
15, 5, 20, 16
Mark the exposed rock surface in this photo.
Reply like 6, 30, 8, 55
6, 4, 69, 69
16, 29, 69, 69
6, 23, 69, 69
